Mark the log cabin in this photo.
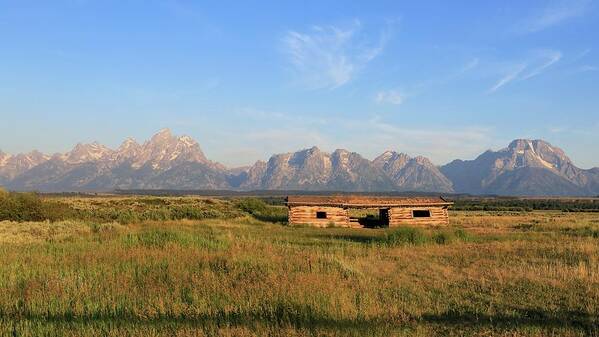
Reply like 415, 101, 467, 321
285, 195, 453, 228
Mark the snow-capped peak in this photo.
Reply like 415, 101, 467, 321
120, 137, 138, 147
64, 142, 114, 164
490, 138, 579, 177
380, 150, 397, 160
0, 151, 12, 167
178, 135, 197, 147
0, 150, 50, 179
129, 129, 209, 169
149, 128, 173, 143
373, 150, 410, 164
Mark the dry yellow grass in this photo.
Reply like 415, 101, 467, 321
0, 198, 597, 336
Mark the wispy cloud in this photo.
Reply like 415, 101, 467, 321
459, 58, 480, 74
488, 50, 562, 93
281, 20, 389, 89
564, 49, 598, 74
375, 89, 404, 105
215, 107, 497, 166
571, 48, 591, 62
353, 115, 495, 164
160, 0, 222, 36
236, 107, 328, 125
577, 65, 599, 72
516, 0, 590, 33
488, 64, 527, 93
375, 58, 479, 105
520, 50, 563, 80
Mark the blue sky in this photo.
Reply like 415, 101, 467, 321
1, 0, 598, 168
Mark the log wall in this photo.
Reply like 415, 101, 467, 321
388, 206, 449, 226
288, 206, 350, 227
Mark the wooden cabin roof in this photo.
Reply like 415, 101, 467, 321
285, 195, 453, 208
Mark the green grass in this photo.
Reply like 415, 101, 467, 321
0, 197, 597, 336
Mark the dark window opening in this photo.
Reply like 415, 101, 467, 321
412, 210, 431, 218
316, 211, 327, 219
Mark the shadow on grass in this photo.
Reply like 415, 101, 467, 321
319, 234, 378, 244
421, 308, 597, 332
308, 227, 430, 246
3, 310, 394, 332
252, 213, 288, 224
311, 227, 485, 247
2, 307, 596, 333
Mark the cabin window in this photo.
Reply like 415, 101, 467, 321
316, 211, 327, 219
412, 210, 431, 218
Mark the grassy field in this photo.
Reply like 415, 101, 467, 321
0, 195, 598, 336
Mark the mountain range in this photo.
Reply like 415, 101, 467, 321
1, 129, 598, 196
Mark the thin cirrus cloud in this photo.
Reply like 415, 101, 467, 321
281, 20, 389, 89
488, 64, 527, 93
575, 65, 599, 73
347, 115, 494, 164
228, 111, 495, 166
488, 50, 562, 93
375, 58, 479, 105
375, 89, 404, 105
515, 0, 590, 33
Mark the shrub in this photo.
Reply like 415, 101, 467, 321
377, 227, 476, 247
170, 206, 224, 220
235, 198, 288, 224
561, 226, 599, 238
381, 227, 428, 246
236, 198, 268, 215
453, 228, 474, 242
432, 231, 454, 244
117, 210, 140, 224
0, 187, 8, 199
0, 191, 74, 222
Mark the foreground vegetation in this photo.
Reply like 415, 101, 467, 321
0, 193, 597, 336
451, 197, 599, 212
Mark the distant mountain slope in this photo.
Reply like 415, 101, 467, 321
0, 150, 49, 182
4, 129, 224, 192
237, 147, 448, 192
440, 139, 599, 196
483, 167, 584, 196
239, 147, 393, 191
327, 149, 393, 191
373, 151, 453, 193
2, 133, 598, 195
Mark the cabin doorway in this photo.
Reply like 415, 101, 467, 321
379, 208, 390, 227
349, 208, 390, 228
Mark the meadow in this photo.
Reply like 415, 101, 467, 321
0, 192, 597, 336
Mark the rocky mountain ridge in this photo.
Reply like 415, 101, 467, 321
440, 139, 599, 196
1, 131, 598, 195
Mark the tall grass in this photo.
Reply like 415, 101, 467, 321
0, 191, 288, 225
0, 197, 597, 336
